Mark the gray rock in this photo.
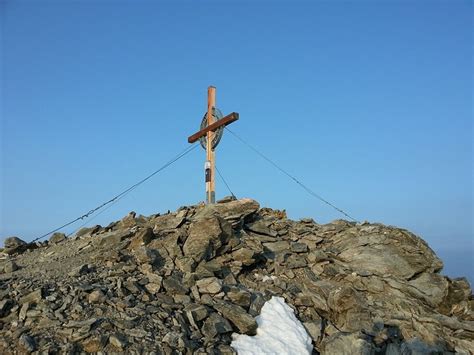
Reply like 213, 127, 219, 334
163, 275, 189, 295
4, 236, 26, 249
152, 213, 185, 233
133, 247, 160, 265
322, 332, 375, 355
213, 302, 257, 335
98, 229, 132, 247
231, 248, 257, 266
408, 272, 449, 307
19, 334, 36, 352
120, 211, 137, 228
185, 303, 209, 328
68, 264, 89, 277
19, 289, 42, 305
175, 256, 196, 273
109, 333, 128, 349
19, 302, 29, 321
335, 227, 443, 279
0, 299, 13, 317
145, 282, 161, 294
286, 254, 307, 269
123, 280, 141, 294
64, 318, 98, 328
245, 219, 277, 237
217, 195, 237, 203
163, 331, 186, 348
263, 240, 290, 253
128, 227, 155, 249
291, 242, 308, 253
3, 260, 19, 273
400, 338, 448, 354
49, 232, 67, 244
303, 320, 322, 342
196, 277, 223, 295
3, 236, 27, 255
75, 225, 101, 238
385, 343, 402, 355
183, 216, 232, 263
195, 198, 259, 223
227, 288, 251, 308
249, 293, 266, 317
202, 313, 233, 339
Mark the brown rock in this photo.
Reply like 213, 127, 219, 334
196, 277, 223, 295
88, 290, 106, 303
49, 232, 67, 244
213, 302, 257, 335
128, 227, 155, 250
183, 216, 232, 263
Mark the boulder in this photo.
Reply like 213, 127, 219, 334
334, 227, 443, 279
19, 289, 43, 305
202, 313, 233, 339
75, 225, 101, 238
152, 214, 185, 233
4, 236, 26, 249
3, 260, 19, 273
245, 219, 277, 237
213, 302, 257, 335
194, 198, 259, 223
109, 333, 128, 349
98, 229, 133, 248
196, 277, 223, 295
3, 236, 27, 255
321, 332, 375, 354
19, 334, 36, 353
49, 232, 67, 244
163, 275, 189, 295
0, 299, 13, 317
185, 303, 209, 328
183, 216, 232, 263
128, 227, 154, 250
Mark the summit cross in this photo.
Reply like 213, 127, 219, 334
187, 86, 239, 204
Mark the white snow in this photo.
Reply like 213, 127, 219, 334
231, 296, 313, 355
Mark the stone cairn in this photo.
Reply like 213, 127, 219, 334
0, 198, 472, 354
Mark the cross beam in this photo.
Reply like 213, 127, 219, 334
187, 112, 239, 143
188, 86, 239, 204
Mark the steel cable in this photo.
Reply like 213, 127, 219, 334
31, 143, 198, 243
225, 127, 358, 222
215, 165, 236, 199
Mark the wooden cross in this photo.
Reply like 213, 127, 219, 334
188, 86, 239, 204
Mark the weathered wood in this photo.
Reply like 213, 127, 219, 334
206, 87, 216, 204
188, 86, 239, 205
187, 112, 239, 143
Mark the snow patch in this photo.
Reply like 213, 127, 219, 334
231, 296, 313, 355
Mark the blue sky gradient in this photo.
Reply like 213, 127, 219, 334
1, 1, 472, 283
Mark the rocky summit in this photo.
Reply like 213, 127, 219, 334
0, 198, 472, 354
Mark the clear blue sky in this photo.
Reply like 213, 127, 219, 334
1, 1, 472, 283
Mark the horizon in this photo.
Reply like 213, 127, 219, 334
1, 1, 472, 285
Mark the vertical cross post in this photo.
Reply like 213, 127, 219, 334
188, 87, 239, 205
206, 86, 216, 204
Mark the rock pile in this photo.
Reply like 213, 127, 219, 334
0, 198, 472, 354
